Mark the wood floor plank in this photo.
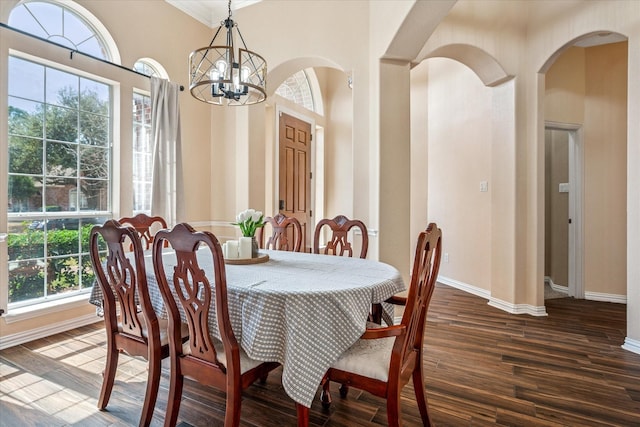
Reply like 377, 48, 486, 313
2, 284, 640, 426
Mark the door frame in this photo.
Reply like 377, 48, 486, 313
274, 105, 316, 246
545, 121, 584, 298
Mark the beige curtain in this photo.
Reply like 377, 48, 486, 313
150, 77, 184, 226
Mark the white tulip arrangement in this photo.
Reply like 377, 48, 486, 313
232, 208, 264, 237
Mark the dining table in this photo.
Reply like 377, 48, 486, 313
89, 248, 406, 409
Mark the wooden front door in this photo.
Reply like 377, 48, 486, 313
279, 112, 312, 252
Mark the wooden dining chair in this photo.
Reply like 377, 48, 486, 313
308, 222, 442, 427
152, 223, 280, 427
89, 219, 187, 427
256, 213, 302, 252
312, 215, 368, 259
118, 213, 167, 250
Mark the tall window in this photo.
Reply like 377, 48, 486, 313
133, 93, 152, 214
132, 59, 168, 214
7, 1, 113, 307
276, 70, 315, 112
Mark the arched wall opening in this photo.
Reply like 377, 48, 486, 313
409, 44, 517, 312
538, 33, 629, 309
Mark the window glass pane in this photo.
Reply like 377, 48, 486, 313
46, 141, 77, 177
8, 219, 45, 260
79, 112, 109, 146
46, 68, 78, 108
8, 175, 43, 212
48, 255, 79, 296
80, 78, 109, 114
9, 259, 45, 303
27, 2, 63, 35
80, 145, 108, 178
275, 70, 314, 111
46, 105, 78, 143
44, 177, 76, 210
79, 178, 108, 211
8, 57, 44, 101
9, 97, 44, 137
62, 9, 93, 44
7, 6, 48, 38
9, 136, 43, 174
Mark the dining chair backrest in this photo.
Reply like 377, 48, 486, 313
152, 223, 278, 427
313, 215, 368, 259
257, 213, 302, 252
398, 222, 442, 366
89, 219, 163, 427
315, 222, 442, 427
119, 213, 167, 250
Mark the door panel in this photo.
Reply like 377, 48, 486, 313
279, 112, 312, 251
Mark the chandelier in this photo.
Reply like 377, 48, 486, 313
188, 0, 267, 106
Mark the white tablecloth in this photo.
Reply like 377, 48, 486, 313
89, 249, 405, 408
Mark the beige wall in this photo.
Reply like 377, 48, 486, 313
583, 42, 628, 296
422, 58, 493, 292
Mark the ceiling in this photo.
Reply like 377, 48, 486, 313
164, 0, 262, 28
164, 0, 627, 48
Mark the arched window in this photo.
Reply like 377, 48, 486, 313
6, 0, 116, 308
8, 0, 116, 61
133, 58, 169, 79
276, 70, 315, 112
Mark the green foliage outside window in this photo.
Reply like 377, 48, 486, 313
7, 224, 97, 303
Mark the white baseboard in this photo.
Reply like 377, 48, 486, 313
437, 276, 491, 299
544, 276, 569, 294
622, 337, 640, 355
0, 313, 101, 350
584, 291, 627, 304
439, 275, 548, 316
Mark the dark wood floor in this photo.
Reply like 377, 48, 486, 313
1, 284, 639, 426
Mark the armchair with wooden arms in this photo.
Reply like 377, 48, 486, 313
301, 223, 442, 427
89, 219, 187, 427
152, 223, 280, 427
256, 213, 302, 252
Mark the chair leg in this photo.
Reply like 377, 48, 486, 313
259, 373, 269, 384
98, 341, 119, 410
163, 369, 183, 427
386, 385, 402, 427
224, 387, 242, 427
138, 354, 161, 427
296, 403, 309, 427
320, 378, 332, 410
413, 365, 432, 426
339, 383, 349, 398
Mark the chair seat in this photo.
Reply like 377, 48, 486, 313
182, 340, 265, 374
331, 336, 395, 382
118, 314, 189, 346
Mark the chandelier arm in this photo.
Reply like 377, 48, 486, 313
189, 25, 225, 82
235, 27, 266, 86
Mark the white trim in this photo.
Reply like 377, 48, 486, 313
544, 276, 569, 294
3, 293, 93, 323
437, 275, 491, 299
488, 298, 548, 317
438, 276, 548, 316
622, 337, 640, 355
0, 313, 101, 350
583, 291, 627, 304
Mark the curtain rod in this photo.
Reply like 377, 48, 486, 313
0, 22, 184, 91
